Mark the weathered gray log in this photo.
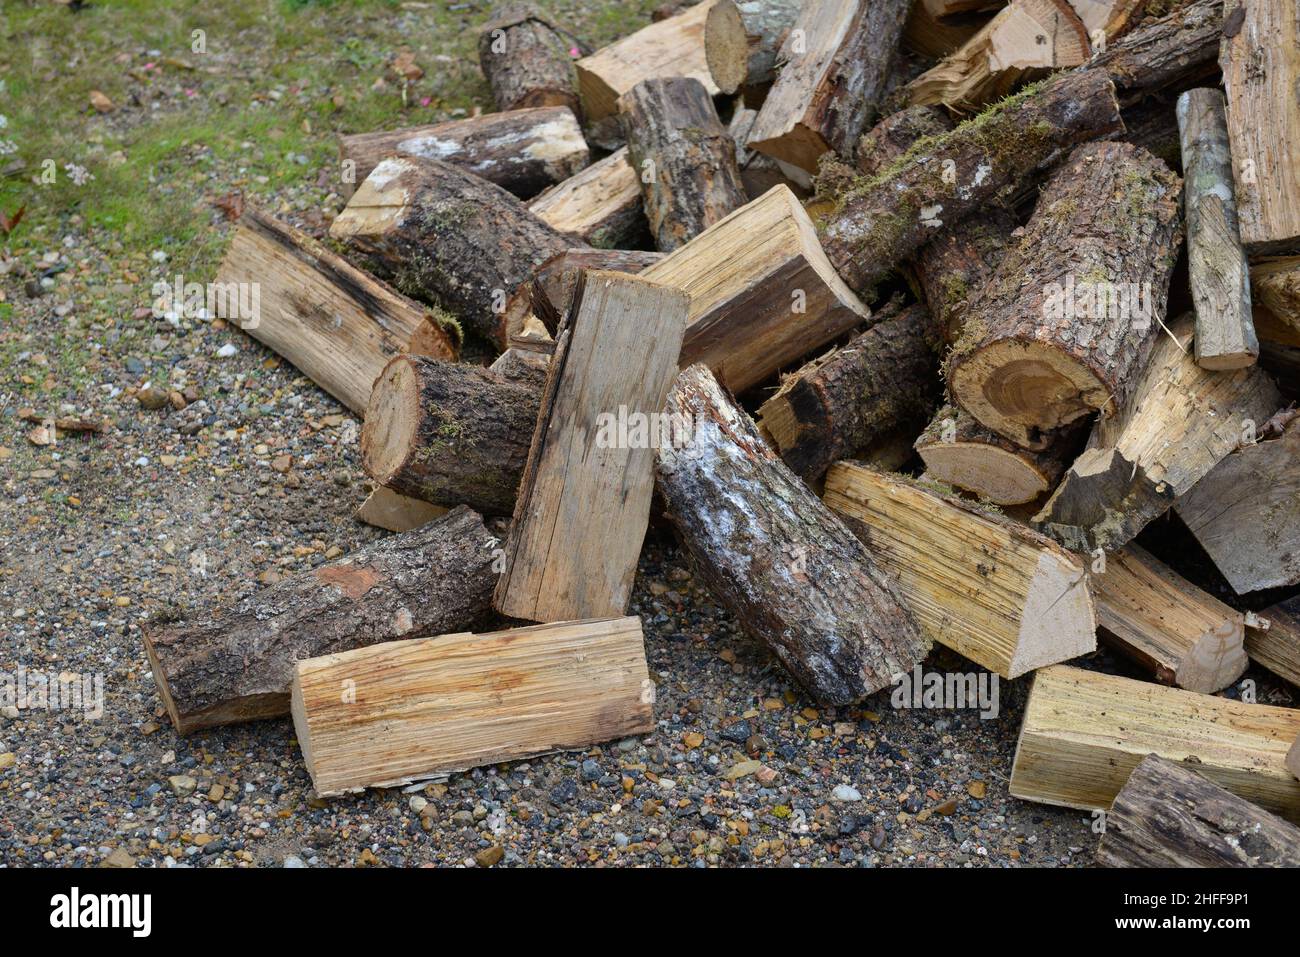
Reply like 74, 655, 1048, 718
478, 5, 581, 115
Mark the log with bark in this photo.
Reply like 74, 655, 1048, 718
505, 247, 663, 341
619, 77, 748, 252
1009, 664, 1300, 822
144, 505, 500, 734
655, 364, 930, 705
909, 205, 1017, 344
823, 463, 1096, 679
746, 0, 913, 173
329, 155, 581, 348
1250, 596, 1300, 689
1032, 315, 1281, 552
526, 146, 648, 248
1097, 755, 1300, 868
477, 5, 581, 115
757, 301, 943, 480
853, 105, 953, 177
704, 0, 800, 95
291, 617, 655, 797
495, 272, 688, 622
212, 207, 460, 416
338, 107, 588, 200
1089, 0, 1223, 104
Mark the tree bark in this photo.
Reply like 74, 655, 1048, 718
519, 247, 663, 335
478, 5, 581, 115
705, 0, 801, 94
143, 506, 501, 734
655, 364, 930, 705
1090, 0, 1223, 104
854, 104, 953, 177
909, 206, 1017, 344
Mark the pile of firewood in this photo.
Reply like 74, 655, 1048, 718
143, 0, 1300, 866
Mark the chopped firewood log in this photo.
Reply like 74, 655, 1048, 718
641, 184, 869, 392
757, 301, 943, 480
729, 106, 811, 200
854, 105, 953, 176
329, 156, 580, 348
526, 147, 647, 248
495, 272, 688, 622
338, 107, 587, 200
818, 68, 1122, 301
901, 0, 993, 59
354, 486, 448, 533
477, 5, 580, 115
361, 356, 541, 516
1252, 256, 1300, 339
823, 463, 1095, 678
214, 207, 458, 415
1174, 417, 1300, 594
947, 142, 1182, 450
514, 248, 663, 337
1091, 544, 1247, 693
1289, 736, 1300, 782
1250, 597, 1300, 688
576, 0, 718, 123
291, 617, 655, 797
704, 0, 800, 94
144, 506, 500, 734
914, 405, 1074, 505
657, 365, 929, 704
1033, 315, 1281, 552
1219, 0, 1300, 252
619, 77, 748, 251
746, 0, 912, 173
1176, 89, 1257, 370
909, 206, 1016, 344
1090, 0, 1222, 104
1009, 664, 1300, 822
1097, 755, 1300, 867
489, 345, 551, 385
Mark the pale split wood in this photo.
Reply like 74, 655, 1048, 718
1251, 256, 1300, 342
526, 146, 647, 247
354, 486, 448, 533
704, 0, 801, 94
1249, 596, 1300, 688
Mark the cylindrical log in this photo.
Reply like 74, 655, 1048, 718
854, 104, 953, 176
361, 355, 542, 515
656, 363, 930, 705
705, 0, 801, 94
143, 505, 500, 734
620, 77, 747, 251
1089, 0, 1223, 104
910, 205, 1017, 344
947, 141, 1182, 449
477, 5, 581, 115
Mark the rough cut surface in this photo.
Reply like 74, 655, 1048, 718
705, 0, 801, 94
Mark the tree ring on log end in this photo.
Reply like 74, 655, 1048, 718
705, 0, 748, 95
362, 357, 420, 486
916, 442, 1050, 505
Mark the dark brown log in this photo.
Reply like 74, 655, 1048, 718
143, 506, 500, 734
854, 105, 953, 177
478, 5, 580, 115
1097, 755, 1300, 867
1089, 0, 1223, 104
619, 77, 747, 251
655, 363, 930, 705
361, 355, 541, 515
756, 301, 943, 480
705, 0, 801, 94
520, 248, 664, 336
329, 155, 581, 348
338, 107, 588, 200
909, 205, 1016, 344
947, 142, 1182, 449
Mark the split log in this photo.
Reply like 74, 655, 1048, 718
488, 345, 551, 386
705, 0, 800, 94
1251, 255, 1300, 344
656, 364, 929, 704
495, 272, 687, 622
576, 0, 718, 123
354, 486, 448, 533
854, 105, 953, 177
1009, 664, 1300, 822
1250, 597, 1300, 688
1097, 755, 1300, 868
619, 77, 748, 252
477, 5, 580, 115
329, 156, 580, 348
213, 207, 458, 415
909, 206, 1016, 344
902, 1, 994, 60
1033, 315, 1281, 552
757, 301, 943, 480
1091, 544, 1247, 693
818, 67, 1123, 302
1174, 417, 1300, 594
291, 617, 655, 797
144, 505, 500, 734
513, 248, 663, 337
947, 141, 1182, 450
914, 406, 1073, 505
1177, 88, 1257, 370
1220, 0, 1300, 252
361, 356, 541, 516
729, 106, 811, 200
526, 146, 647, 248
1290, 736, 1300, 782
641, 184, 869, 393
823, 463, 1096, 678
338, 107, 588, 200
746, 0, 912, 173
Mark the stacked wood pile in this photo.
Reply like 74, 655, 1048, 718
146, 0, 1300, 865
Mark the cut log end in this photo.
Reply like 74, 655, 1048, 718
915, 441, 1052, 505
1176, 622, 1250, 695
1010, 550, 1096, 677
360, 356, 420, 489
705, 0, 748, 94
328, 157, 415, 240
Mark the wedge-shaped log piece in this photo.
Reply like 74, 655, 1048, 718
705, 0, 801, 94
1251, 256, 1300, 341
657, 365, 929, 704
1091, 544, 1247, 693
1097, 755, 1300, 867
1250, 596, 1300, 688
213, 207, 457, 414
824, 463, 1095, 679
1010, 664, 1300, 822
144, 506, 500, 735
291, 617, 655, 797
527, 146, 647, 248
495, 272, 688, 622
338, 107, 587, 200
477, 5, 581, 114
